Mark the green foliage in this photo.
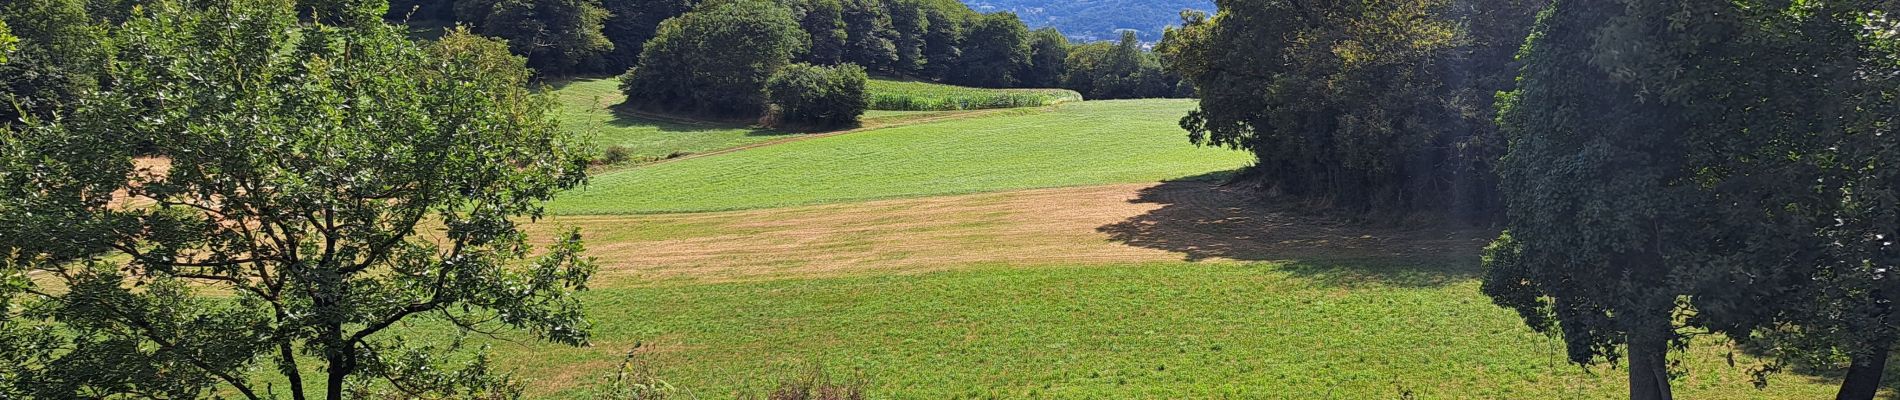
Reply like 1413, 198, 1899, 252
1018, 27, 1066, 88
841, 0, 898, 72
886, 0, 929, 75
793, 0, 848, 65
766, 63, 869, 128
0, 2, 595, 398
864, 78, 1076, 111
545, 100, 1246, 214
1066, 31, 1181, 99
1159, 0, 1536, 215
597, 0, 697, 71
0, 0, 106, 127
620, 0, 808, 116
949, 12, 1029, 87
916, 0, 968, 80
456, 0, 614, 74
0, 21, 15, 64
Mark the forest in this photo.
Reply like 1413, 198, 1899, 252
3, 0, 1900, 399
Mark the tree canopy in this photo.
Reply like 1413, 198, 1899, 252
619, 0, 809, 116
455, 0, 613, 74
0, 1, 596, 398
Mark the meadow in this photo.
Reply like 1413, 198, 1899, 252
866, 78, 1083, 111
486, 87, 1868, 397
545, 100, 1252, 214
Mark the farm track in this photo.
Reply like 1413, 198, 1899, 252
533, 180, 1493, 286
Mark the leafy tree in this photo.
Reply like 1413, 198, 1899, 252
1479, 1, 1706, 398
1019, 27, 1066, 88
951, 12, 1029, 87
0, 2, 595, 399
1157, 0, 1532, 214
456, 0, 614, 75
841, 0, 898, 72
597, 0, 697, 72
766, 62, 868, 128
793, 0, 848, 65
0, 0, 105, 126
887, 0, 929, 75
620, 0, 808, 116
916, 0, 968, 80
1065, 31, 1179, 99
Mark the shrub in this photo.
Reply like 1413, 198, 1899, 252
766, 63, 869, 128
599, 145, 633, 165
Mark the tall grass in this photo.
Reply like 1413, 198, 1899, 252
865, 79, 1081, 111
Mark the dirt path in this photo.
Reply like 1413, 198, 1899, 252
531, 181, 1494, 286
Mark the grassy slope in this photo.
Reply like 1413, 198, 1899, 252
550, 78, 793, 161
547, 99, 1251, 214
430, 262, 1839, 399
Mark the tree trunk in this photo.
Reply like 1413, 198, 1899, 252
1628, 315, 1674, 400
1835, 344, 1891, 400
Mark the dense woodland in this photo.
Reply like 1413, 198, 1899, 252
5, 0, 1900, 398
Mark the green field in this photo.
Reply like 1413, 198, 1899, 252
547, 99, 1251, 214
551, 78, 792, 163
867, 78, 1083, 111
408, 262, 1841, 399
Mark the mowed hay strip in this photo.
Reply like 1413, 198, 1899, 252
528, 182, 1493, 286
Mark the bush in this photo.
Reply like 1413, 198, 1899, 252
765, 63, 869, 128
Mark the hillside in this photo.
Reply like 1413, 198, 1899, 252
962, 0, 1215, 42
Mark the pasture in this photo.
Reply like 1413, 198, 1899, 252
484, 93, 1862, 398
545, 100, 1252, 214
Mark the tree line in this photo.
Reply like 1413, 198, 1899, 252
1164, 0, 1900, 399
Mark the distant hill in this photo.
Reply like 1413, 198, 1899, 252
959, 0, 1215, 42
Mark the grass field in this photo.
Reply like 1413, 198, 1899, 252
546, 100, 1252, 214
867, 78, 1083, 111
550, 78, 792, 163
442, 262, 1844, 399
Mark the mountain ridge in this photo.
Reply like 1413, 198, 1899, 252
960, 0, 1215, 42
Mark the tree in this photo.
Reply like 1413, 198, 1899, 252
0, 2, 595, 399
0, 0, 105, 127
793, 0, 848, 65
765, 62, 868, 128
950, 12, 1029, 87
1157, 0, 1531, 214
456, 0, 614, 75
886, 0, 929, 75
841, 0, 898, 72
620, 0, 808, 116
916, 0, 967, 80
597, 0, 697, 71
1019, 27, 1066, 88
1479, 1, 1704, 398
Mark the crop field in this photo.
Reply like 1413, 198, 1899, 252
867, 78, 1083, 111
546, 100, 1251, 214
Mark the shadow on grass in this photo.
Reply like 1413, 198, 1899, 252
1097, 174, 1494, 288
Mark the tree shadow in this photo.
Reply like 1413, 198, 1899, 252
1097, 175, 1497, 288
